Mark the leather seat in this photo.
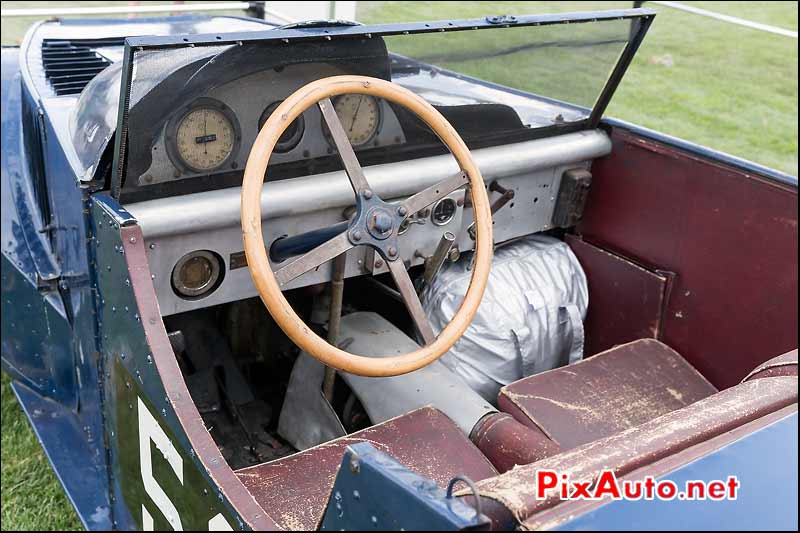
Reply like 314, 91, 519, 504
497, 338, 718, 451
235, 406, 497, 531
472, 373, 798, 529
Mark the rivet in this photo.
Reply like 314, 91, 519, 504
375, 259, 384, 268
387, 247, 397, 257
397, 206, 408, 216
362, 189, 373, 199
129, 236, 136, 244
351, 230, 362, 241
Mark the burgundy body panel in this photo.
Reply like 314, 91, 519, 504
235, 407, 497, 531
498, 339, 717, 450
470, 375, 797, 526
579, 129, 798, 388
566, 234, 669, 355
470, 413, 560, 473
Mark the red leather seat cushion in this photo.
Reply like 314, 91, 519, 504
498, 338, 717, 450
235, 406, 497, 530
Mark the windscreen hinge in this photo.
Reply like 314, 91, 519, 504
486, 15, 518, 24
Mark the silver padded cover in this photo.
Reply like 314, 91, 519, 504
421, 235, 588, 403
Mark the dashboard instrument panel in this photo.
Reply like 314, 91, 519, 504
140, 65, 406, 187
325, 94, 382, 148
166, 98, 241, 174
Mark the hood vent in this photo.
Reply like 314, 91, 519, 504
41, 37, 125, 96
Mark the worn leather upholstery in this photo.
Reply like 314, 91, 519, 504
467, 375, 798, 529
236, 406, 497, 530
497, 338, 718, 450
742, 349, 798, 381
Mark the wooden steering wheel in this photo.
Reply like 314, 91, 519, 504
241, 75, 493, 377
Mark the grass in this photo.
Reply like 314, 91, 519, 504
357, 1, 798, 175
0, 1, 797, 531
1, 373, 81, 530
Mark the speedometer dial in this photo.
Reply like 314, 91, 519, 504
326, 94, 381, 148
170, 99, 239, 173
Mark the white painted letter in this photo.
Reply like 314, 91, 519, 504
138, 397, 183, 530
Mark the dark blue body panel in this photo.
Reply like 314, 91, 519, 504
321, 442, 487, 530
557, 412, 798, 531
10, 382, 113, 530
3, 45, 111, 528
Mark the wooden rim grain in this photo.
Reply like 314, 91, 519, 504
241, 75, 493, 377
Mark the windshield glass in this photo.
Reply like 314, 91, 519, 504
113, 9, 653, 196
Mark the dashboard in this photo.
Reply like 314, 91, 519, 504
139, 63, 405, 186
126, 130, 612, 316
112, 33, 611, 316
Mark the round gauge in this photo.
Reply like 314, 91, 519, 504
171, 250, 222, 299
431, 198, 457, 226
324, 94, 381, 148
168, 98, 240, 173
259, 101, 305, 153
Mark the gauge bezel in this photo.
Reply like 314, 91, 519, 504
431, 197, 458, 226
165, 97, 242, 175
259, 100, 306, 153
171, 250, 223, 299
322, 94, 384, 149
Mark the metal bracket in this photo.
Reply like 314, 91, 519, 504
486, 15, 518, 24
320, 442, 489, 530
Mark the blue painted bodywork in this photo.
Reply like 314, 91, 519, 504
10, 381, 113, 530
1, 8, 797, 531
558, 412, 798, 531
321, 442, 488, 530
2, 44, 110, 529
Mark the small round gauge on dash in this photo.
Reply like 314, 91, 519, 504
323, 94, 382, 148
432, 198, 458, 226
259, 101, 305, 153
167, 98, 241, 174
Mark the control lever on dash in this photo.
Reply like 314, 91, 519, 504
418, 231, 456, 292
468, 180, 515, 240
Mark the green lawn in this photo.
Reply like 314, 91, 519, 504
357, 1, 798, 175
0, 1, 797, 531
1, 374, 81, 530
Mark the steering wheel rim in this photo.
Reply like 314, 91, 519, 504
241, 75, 493, 377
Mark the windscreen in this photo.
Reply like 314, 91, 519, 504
113, 10, 652, 196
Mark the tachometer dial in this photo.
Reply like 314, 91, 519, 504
169, 99, 240, 173
325, 94, 381, 148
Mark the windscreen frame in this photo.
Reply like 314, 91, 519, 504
110, 8, 655, 198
